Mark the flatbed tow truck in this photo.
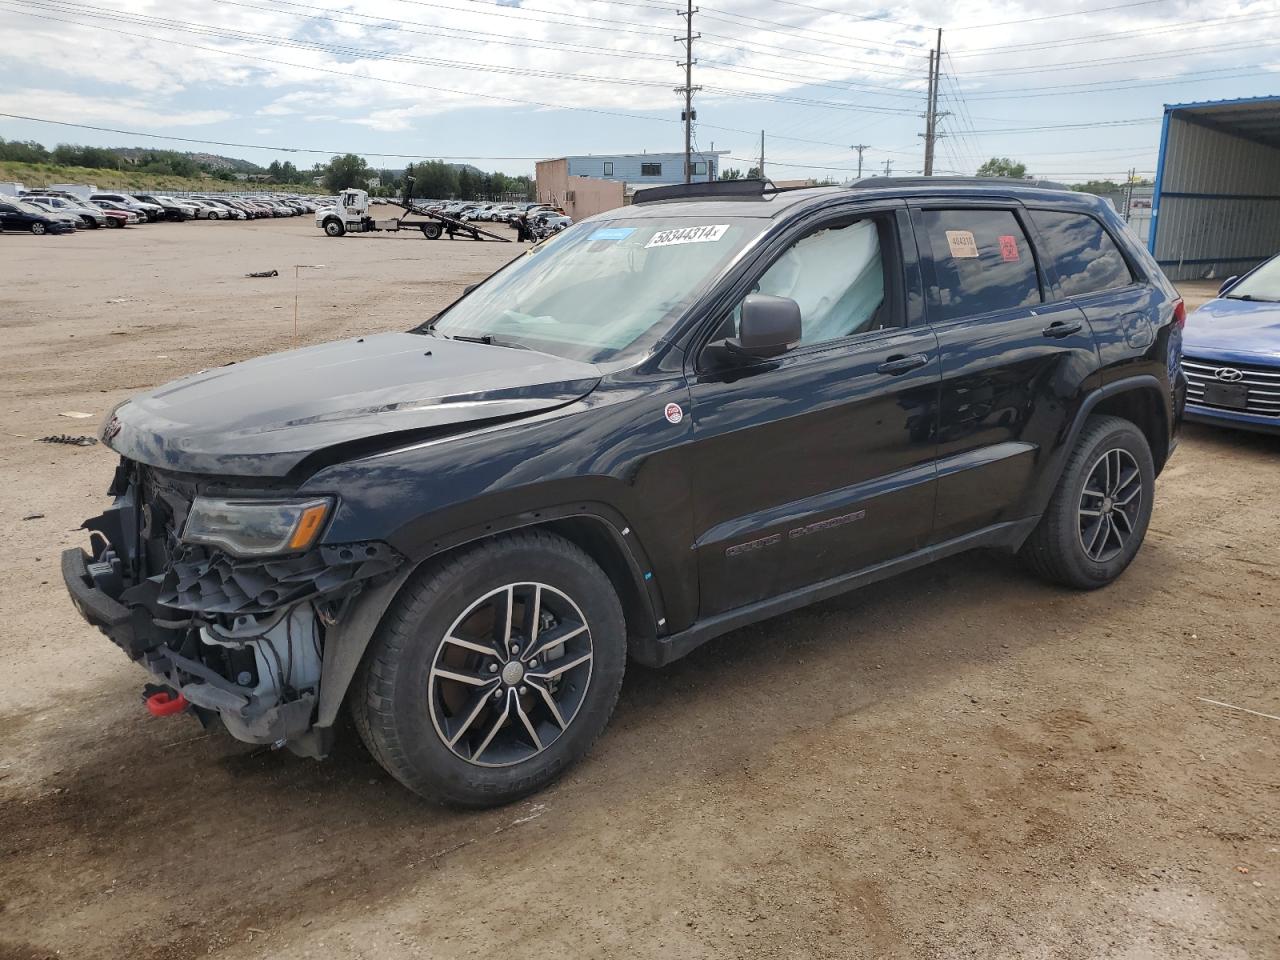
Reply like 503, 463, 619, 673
316, 183, 511, 242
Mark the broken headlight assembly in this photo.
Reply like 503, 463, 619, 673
181, 496, 333, 558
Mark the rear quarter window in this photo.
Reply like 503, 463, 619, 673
1028, 209, 1134, 298
919, 208, 1042, 323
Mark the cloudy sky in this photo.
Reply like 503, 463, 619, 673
0, 0, 1277, 181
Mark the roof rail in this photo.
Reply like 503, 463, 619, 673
632, 178, 821, 204
850, 176, 1071, 191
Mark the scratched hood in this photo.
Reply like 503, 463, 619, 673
103, 332, 600, 477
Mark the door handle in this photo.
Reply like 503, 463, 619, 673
1042, 320, 1084, 339
877, 353, 929, 375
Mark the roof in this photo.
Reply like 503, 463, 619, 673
542, 151, 730, 162
1164, 94, 1280, 150
614, 177, 1088, 222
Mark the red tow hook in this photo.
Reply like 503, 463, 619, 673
146, 690, 188, 717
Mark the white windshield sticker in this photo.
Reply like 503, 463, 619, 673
646, 224, 730, 248
945, 230, 979, 259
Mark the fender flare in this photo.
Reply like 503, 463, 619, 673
1024, 374, 1168, 525
313, 503, 659, 729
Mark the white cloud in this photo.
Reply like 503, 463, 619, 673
0, 88, 232, 128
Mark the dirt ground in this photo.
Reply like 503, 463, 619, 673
0, 217, 1276, 960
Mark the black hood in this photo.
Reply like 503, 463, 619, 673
104, 332, 600, 478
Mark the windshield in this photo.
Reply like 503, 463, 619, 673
13, 199, 48, 215
426, 216, 767, 363
1227, 255, 1280, 302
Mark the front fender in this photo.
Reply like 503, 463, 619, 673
312, 502, 662, 730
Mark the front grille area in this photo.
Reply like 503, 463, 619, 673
1182, 357, 1280, 417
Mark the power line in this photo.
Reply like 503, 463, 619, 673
3, 0, 927, 116
0, 111, 553, 159
948, 0, 1179, 30
949, 7, 1280, 56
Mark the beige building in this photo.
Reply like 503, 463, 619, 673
535, 150, 729, 221
534, 159, 626, 220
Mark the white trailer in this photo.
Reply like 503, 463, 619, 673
47, 183, 99, 200
0, 182, 24, 197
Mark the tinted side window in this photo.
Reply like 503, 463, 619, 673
921, 209, 1041, 323
1029, 209, 1133, 298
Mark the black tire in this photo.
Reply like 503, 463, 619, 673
323, 218, 345, 237
421, 223, 442, 240
30, 222, 46, 235
352, 531, 626, 807
1020, 415, 1155, 589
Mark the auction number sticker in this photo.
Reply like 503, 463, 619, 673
664, 402, 684, 424
998, 234, 1021, 261
945, 230, 979, 259
646, 224, 730, 248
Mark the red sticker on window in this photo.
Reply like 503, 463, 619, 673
998, 235, 1020, 261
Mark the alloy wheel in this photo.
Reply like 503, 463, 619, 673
1078, 448, 1142, 563
428, 582, 594, 767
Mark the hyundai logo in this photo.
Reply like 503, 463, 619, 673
1214, 367, 1245, 382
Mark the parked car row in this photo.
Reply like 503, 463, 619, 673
0, 188, 328, 234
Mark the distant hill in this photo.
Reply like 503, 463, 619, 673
111, 147, 264, 173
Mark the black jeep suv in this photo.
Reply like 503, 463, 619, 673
64, 178, 1186, 806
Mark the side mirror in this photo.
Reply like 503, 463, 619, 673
1218, 276, 1239, 297
729, 294, 802, 359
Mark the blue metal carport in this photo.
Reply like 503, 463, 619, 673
1150, 95, 1280, 281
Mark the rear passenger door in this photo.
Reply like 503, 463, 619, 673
911, 203, 1097, 543
1024, 207, 1153, 379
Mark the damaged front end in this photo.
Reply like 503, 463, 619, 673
62, 459, 404, 756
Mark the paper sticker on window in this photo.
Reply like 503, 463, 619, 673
645, 224, 730, 248
998, 234, 1020, 261
945, 230, 979, 259
589, 227, 635, 241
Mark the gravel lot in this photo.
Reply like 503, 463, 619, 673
0, 217, 1276, 960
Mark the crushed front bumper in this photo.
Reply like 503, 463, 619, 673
63, 463, 406, 755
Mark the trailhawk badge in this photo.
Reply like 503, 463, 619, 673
664, 402, 684, 424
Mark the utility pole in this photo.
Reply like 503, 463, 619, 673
852, 143, 870, 179
759, 129, 766, 179
921, 28, 947, 176
1124, 167, 1136, 222
675, 0, 700, 184
883, 158, 893, 177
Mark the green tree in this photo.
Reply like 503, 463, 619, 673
976, 157, 1027, 179
322, 153, 372, 192
457, 167, 477, 200
719, 167, 743, 180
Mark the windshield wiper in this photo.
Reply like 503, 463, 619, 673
450, 333, 532, 351
1225, 293, 1279, 302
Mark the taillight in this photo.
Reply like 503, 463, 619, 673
1172, 298, 1186, 330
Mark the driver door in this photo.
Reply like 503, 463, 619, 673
685, 206, 942, 618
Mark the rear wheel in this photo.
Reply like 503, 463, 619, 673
352, 531, 626, 807
1020, 415, 1155, 589
208, 211, 220, 220
421, 223, 442, 240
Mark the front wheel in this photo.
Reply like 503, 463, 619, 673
1020, 415, 1155, 589
352, 531, 626, 807
323, 218, 345, 237
421, 223, 442, 239
30, 222, 46, 235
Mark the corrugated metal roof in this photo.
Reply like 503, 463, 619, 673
1164, 95, 1280, 149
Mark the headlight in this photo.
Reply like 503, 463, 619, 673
182, 497, 333, 557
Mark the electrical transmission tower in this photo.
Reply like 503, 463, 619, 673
675, 0, 701, 184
